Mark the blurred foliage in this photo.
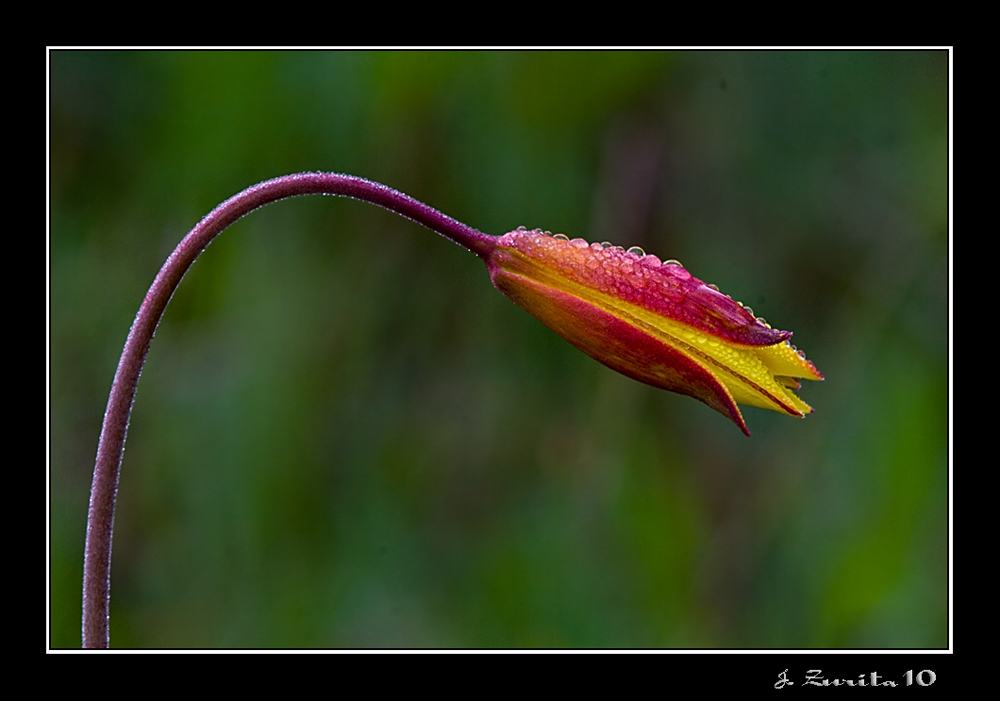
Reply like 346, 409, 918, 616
49, 50, 948, 648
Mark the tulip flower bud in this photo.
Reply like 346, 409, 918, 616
485, 227, 823, 436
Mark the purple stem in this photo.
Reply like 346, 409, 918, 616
82, 172, 498, 648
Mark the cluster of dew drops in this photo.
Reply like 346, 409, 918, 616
516, 226, 682, 271
515, 227, 808, 360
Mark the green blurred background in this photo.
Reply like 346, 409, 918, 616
49, 50, 948, 648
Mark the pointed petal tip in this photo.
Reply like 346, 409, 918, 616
801, 359, 824, 382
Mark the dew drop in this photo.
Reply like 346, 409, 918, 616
553, 233, 569, 241
626, 246, 645, 257
663, 259, 682, 267
708, 283, 719, 291
571, 238, 589, 248
601, 241, 613, 248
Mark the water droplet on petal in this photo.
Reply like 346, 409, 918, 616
553, 233, 569, 241
627, 246, 645, 256
663, 259, 682, 267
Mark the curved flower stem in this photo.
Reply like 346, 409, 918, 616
82, 173, 497, 648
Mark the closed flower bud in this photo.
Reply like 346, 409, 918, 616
484, 227, 823, 436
